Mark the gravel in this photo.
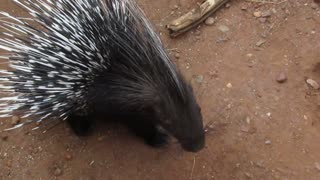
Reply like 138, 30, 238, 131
276, 72, 288, 83
205, 17, 215, 26
306, 79, 320, 89
218, 25, 230, 33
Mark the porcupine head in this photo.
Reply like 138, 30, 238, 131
0, 0, 205, 152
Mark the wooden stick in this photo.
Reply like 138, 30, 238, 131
166, 0, 229, 38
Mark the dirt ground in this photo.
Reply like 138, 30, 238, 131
1, 0, 320, 179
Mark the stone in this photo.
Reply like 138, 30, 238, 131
256, 39, 266, 47
276, 72, 287, 83
306, 79, 320, 89
253, 11, 262, 17
205, 17, 215, 26
218, 25, 230, 33
226, 83, 232, 88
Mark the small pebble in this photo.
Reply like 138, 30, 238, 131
195, 75, 204, 83
246, 117, 251, 124
174, 53, 180, 59
195, 30, 201, 36
244, 172, 253, 178
54, 168, 63, 176
256, 39, 266, 47
265, 140, 272, 145
276, 72, 287, 83
261, 10, 272, 17
225, 3, 231, 8
89, 160, 95, 166
246, 53, 253, 58
209, 71, 218, 78
241, 6, 247, 11
255, 161, 265, 168
11, 116, 20, 126
6, 160, 12, 167
267, 112, 271, 117
65, 153, 72, 161
259, 17, 267, 23
315, 162, 320, 171
173, 5, 179, 9
218, 25, 229, 33
260, 33, 267, 38
205, 17, 215, 26
226, 83, 232, 88
285, 9, 290, 15
306, 79, 320, 89
253, 11, 262, 17
236, 163, 241, 168
240, 126, 250, 133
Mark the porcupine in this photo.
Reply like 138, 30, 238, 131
0, 0, 205, 152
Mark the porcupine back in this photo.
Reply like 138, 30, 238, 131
0, 0, 184, 129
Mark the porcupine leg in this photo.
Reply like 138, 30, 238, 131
125, 117, 169, 148
66, 113, 94, 136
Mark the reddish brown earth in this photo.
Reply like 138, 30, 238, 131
1, 0, 320, 179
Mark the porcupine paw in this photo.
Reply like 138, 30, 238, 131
67, 114, 93, 136
125, 119, 168, 148
144, 129, 169, 148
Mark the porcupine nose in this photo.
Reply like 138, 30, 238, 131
181, 134, 205, 152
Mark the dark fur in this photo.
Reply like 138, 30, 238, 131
0, 0, 205, 152
67, 49, 205, 152
64, 1, 205, 152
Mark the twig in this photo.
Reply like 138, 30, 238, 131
190, 156, 196, 180
167, 48, 179, 52
166, 0, 229, 38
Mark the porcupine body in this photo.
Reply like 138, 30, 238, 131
0, 0, 205, 152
